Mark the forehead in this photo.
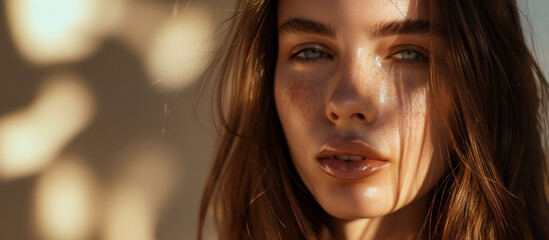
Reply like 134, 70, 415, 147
277, 0, 430, 26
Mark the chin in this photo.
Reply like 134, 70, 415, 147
323, 201, 394, 220
312, 181, 397, 220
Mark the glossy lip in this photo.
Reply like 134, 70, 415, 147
316, 139, 389, 180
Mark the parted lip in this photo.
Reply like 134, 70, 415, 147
316, 139, 388, 161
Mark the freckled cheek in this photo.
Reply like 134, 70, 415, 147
403, 73, 428, 121
388, 69, 428, 112
275, 70, 328, 127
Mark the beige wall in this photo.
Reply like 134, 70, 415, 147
0, 0, 235, 239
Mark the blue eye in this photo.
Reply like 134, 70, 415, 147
293, 48, 327, 59
391, 49, 427, 61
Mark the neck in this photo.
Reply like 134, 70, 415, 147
329, 191, 432, 240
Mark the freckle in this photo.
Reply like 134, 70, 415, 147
288, 81, 309, 113
287, 81, 303, 99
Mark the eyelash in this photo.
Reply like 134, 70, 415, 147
290, 46, 429, 63
291, 47, 333, 61
390, 47, 429, 63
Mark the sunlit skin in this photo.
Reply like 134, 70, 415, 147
275, 0, 447, 239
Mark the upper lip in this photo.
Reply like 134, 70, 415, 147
316, 139, 387, 161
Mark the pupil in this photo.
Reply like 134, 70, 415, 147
405, 50, 417, 60
307, 49, 321, 58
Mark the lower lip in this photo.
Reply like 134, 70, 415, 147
318, 158, 388, 180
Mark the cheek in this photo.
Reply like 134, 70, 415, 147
274, 68, 329, 191
275, 70, 327, 128
395, 87, 445, 205
390, 67, 429, 126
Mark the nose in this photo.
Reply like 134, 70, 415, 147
326, 57, 379, 125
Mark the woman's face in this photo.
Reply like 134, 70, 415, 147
275, 0, 446, 220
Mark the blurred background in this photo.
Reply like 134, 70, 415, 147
0, 0, 547, 239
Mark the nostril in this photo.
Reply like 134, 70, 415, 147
356, 113, 365, 120
330, 113, 339, 120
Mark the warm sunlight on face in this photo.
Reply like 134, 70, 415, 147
274, 0, 446, 232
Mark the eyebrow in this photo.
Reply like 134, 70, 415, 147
368, 19, 431, 38
278, 18, 336, 38
278, 18, 431, 39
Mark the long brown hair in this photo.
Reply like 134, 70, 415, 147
197, 0, 549, 239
